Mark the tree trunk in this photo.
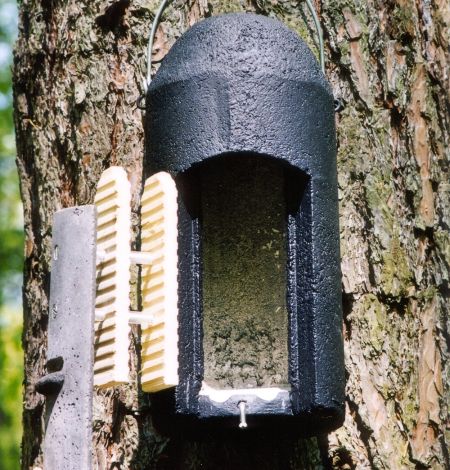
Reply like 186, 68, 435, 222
13, 0, 449, 468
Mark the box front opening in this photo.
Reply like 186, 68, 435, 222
200, 154, 289, 390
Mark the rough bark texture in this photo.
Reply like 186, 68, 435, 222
13, 0, 449, 468
202, 156, 289, 390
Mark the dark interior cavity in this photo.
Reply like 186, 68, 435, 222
199, 155, 290, 389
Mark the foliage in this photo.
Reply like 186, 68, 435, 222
0, 309, 22, 470
0, 0, 23, 468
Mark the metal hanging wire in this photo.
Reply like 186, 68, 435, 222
144, 0, 172, 91
304, 0, 325, 73
143, 0, 325, 93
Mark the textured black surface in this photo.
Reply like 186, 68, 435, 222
146, 13, 344, 434
35, 371, 65, 396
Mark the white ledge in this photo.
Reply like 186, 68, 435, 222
199, 382, 290, 403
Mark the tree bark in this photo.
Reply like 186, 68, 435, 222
13, 0, 449, 468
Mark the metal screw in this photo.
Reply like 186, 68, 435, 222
238, 401, 247, 429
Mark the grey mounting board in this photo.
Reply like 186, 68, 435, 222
36, 206, 96, 469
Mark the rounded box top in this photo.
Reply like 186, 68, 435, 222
146, 13, 336, 176
149, 13, 330, 92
